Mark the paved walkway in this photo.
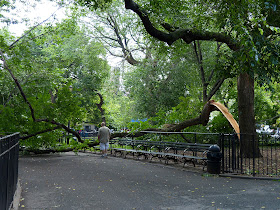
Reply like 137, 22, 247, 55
18, 152, 280, 210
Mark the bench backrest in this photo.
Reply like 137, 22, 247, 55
111, 138, 212, 153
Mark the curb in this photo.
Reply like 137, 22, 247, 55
10, 180, 22, 210
219, 173, 280, 181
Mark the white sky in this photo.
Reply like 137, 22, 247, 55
6, 0, 66, 36
3, 0, 122, 67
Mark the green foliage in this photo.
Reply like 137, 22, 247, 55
123, 44, 198, 118
69, 138, 91, 152
125, 96, 208, 133
2, 0, 279, 145
0, 0, 16, 25
208, 113, 235, 134
255, 86, 277, 125
127, 120, 154, 132
0, 13, 110, 149
20, 130, 62, 151
104, 92, 135, 130
168, 96, 204, 123
72, 0, 113, 10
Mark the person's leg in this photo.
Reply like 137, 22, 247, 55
100, 143, 105, 157
104, 142, 109, 157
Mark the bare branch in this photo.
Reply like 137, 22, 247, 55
193, 40, 208, 102
206, 78, 225, 101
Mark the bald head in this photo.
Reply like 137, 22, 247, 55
101, 122, 106, 127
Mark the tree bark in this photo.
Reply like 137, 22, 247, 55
124, 0, 239, 50
237, 73, 260, 157
96, 92, 106, 123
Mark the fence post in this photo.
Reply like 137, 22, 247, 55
232, 134, 236, 172
7, 136, 11, 210
220, 133, 225, 174
240, 133, 243, 174
252, 134, 256, 176
0, 133, 20, 210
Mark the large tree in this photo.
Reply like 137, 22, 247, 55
0, 14, 110, 148
80, 4, 226, 120
75, 0, 280, 157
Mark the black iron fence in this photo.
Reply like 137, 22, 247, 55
0, 133, 20, 210
137, 131, 280, 177
138, 131, 219, 144
221, 133, 280, 177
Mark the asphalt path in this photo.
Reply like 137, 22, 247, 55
18, 152, 280, 210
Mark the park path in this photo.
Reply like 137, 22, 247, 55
18, 152, 280, 210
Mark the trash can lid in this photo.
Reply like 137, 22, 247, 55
209, 144, 220, 152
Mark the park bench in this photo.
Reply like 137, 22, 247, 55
146, 141, 211, 167
110, 138, 136, 157
111, 139, 159, 159
164, 142, 211, 167
110, 138, 211, 168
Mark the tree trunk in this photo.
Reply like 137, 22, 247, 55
237, 73, 260, 158
96, 92, 106, 123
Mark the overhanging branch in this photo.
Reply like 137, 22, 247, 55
124, 0, 239, 51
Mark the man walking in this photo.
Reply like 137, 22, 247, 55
98, 122, 111, 158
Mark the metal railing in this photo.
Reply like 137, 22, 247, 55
0, 133, 20, 210
221, 133, 280, 177
134, 131, 280, 177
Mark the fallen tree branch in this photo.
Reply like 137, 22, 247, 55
20, 147, 74, 154
20, 126, 61, 140
0, 49, 83, 143
111, 100, 219, 139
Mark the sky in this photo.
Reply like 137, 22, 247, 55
3, 0, 122, 67
7, 0, 66, 36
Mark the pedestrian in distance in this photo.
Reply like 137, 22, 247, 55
98, 122, 111, 158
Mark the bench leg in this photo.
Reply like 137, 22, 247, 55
182, 158, 195, 167
150, 154, 160, 162
144, 153, 150, 160
202, 160, 207, 171
164, 156, 167, 164
114, 150, 120, 157
191, 159, 196, 167
183, 158, 187, 167
123, 151, 127, 159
